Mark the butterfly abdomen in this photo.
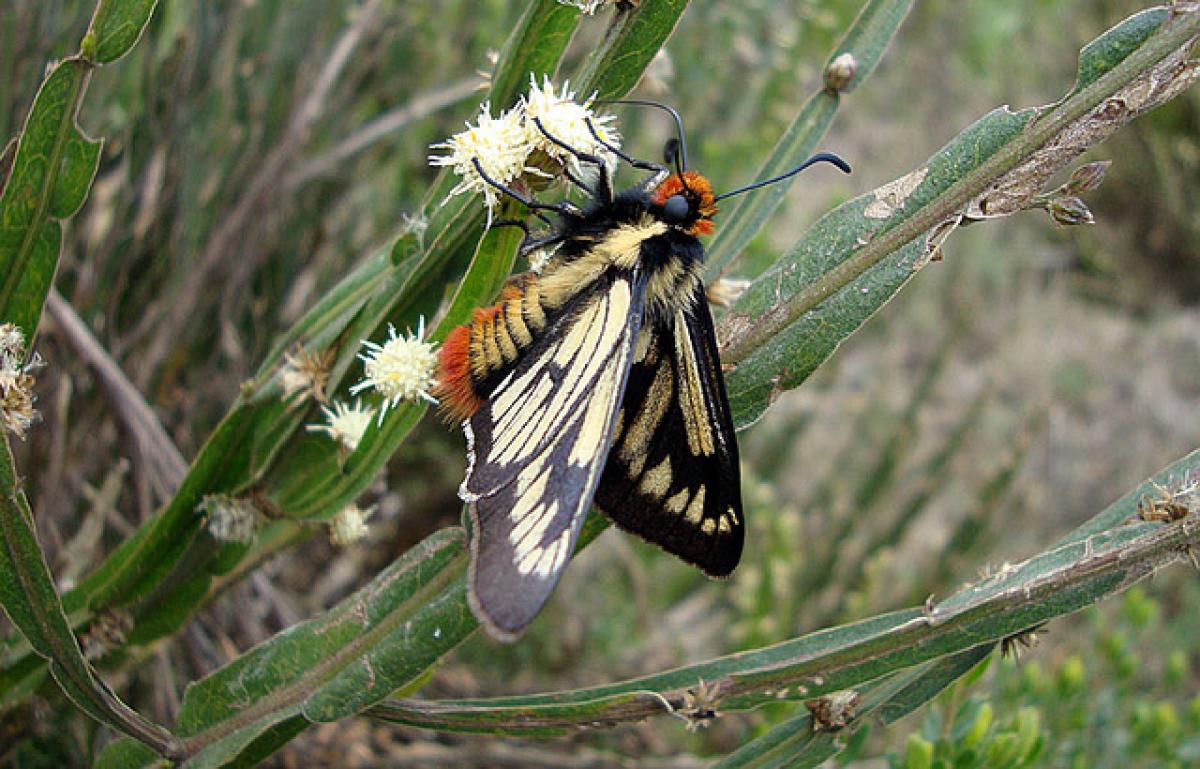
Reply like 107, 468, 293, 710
438, 277, 549, 420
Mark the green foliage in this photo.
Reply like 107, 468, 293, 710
0, 59, 100, 340
889, 580, 1200, 769
1, 0, 1199, 766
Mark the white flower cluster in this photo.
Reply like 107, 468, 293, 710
350, 317, 438, 424
199, 495, 257, 544
307, 398, 374, 452
278, 345, 334, 405
557, 0, 610, 14
430, 75, 620, 222
0, 323, 38, 439
328, 502, 377, 546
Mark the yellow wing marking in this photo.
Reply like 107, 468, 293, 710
665, 488, 690, 514
537, 220, 665, 308
639, 456, 672, 498
618, 358, 673, 475
685, 487, 706, 525
488, 282, 630, 467
674, 308, 716, 457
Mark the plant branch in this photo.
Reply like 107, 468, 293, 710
718, 6, 1200, 365
368, 463, 1200, 735
0, 437, 182, 758
45, 289, 186, 501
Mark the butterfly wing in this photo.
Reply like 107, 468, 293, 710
594, 286, 743, 576
463, 270, 647, 640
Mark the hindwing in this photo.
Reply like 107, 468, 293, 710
463, 270, 647, 640
595, 285, 744, 576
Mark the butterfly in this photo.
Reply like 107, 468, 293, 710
436, 101, 849, 640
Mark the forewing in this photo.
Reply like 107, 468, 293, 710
595, 289, 743, 576
464, 271, 646, 640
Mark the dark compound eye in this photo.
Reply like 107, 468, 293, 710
662, 194, 690, 224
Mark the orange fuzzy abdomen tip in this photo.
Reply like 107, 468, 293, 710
436, 323, 482, 420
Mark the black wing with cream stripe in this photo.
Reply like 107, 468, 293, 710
463, 270, 647, 640
594, 288, 743, 576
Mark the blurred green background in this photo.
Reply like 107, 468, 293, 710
4, 0, 1200, 766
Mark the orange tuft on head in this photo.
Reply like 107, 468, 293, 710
435, 323, 482, 420
652, 171, 718, 236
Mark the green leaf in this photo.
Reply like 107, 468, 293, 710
83, 0, 159, 64
366, 448, 1200, 736
173, 529, 471, 767
706, 0, 914, 279
488, 1, 582, 110
719, 4, 1199, 427
573, 0, 689, 98
711, 645, 992, 769
1066, 7, 1170, 98
0, 58, 100, 338
0, 437, 179, 756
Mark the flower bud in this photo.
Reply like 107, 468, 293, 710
824, 53, 858, 92
1065, 160, 1111, 194
1048, 195, 1094, 226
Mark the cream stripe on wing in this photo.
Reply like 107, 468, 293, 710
674, 309, 716, 457
490, 290, 626, 466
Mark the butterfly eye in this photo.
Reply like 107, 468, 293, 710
662, 194, 690, 224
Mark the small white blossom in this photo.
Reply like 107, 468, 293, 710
0, 323, 25, 371
199, 495, 257, 544
350, 317, 438, 424
557, 0, 609, 14
0, 324, 38, 439
401, 212, 429, 242
430, 102, 532, 223
307, 399, 374, 452
278, 346, 333, 405
429, 77, 622, 221
523, 75, 620, 175
328, 502, 377, 546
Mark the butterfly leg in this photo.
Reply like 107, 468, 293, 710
586, 117, 670, 191
489, 219, 567, 258
530, 116, 614, 203
471, 158, 583, 218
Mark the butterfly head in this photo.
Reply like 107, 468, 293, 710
652, 171, 718, 237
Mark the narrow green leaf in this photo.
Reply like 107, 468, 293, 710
706, 0, 913, 279
489, 1, 582, 109
0, 437, 179, 756
0, 58, 100, 338
367, 449, 1200, 735
722, 105, 1031, 428
573, 0, 689, 98
720, 4, 1199, 427
173, 529, 472, 766
1067, 7, 1170, 98
83, 0, 159, 64
712, 646, 992, 769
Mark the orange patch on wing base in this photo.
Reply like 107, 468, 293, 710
436, 287, 528, 420
652, 171, 719, 236
436, 323, 482, 419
